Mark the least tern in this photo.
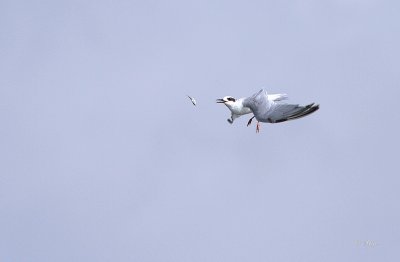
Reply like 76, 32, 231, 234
242, 89, 319, 133
216, 93, 288, 124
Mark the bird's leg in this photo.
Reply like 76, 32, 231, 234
247, 116, 255, 127
256, 122, 260, 133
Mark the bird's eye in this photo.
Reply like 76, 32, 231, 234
228, 97, 236, 102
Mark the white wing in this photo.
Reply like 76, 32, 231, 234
268, 93, 288, 102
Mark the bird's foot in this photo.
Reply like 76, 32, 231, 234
256, 122, 260, 133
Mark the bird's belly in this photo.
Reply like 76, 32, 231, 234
237, 107, 252, 115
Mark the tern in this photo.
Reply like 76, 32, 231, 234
242, 89, 319, 133
187, 95, 197, 106
216, 93, 288, 124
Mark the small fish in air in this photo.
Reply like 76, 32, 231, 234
187, 95, 197, 106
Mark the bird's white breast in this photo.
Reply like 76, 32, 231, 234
228, 100, 252, 115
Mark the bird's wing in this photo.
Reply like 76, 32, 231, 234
242, 89, 272, 118
265, 103, 319, 123
268, 93, 288, 102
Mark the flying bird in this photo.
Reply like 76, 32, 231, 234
187, 95, 196, 106
216, 93, 288, 124
242, 89, 319, 133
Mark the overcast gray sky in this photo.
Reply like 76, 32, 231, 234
1, 0, 399, 261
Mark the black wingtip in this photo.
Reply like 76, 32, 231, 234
288, 103, 319, 120
274, 103, 320, 123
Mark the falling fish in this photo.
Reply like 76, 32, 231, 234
187, 95, 197, 106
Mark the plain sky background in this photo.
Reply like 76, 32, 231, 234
1, 0, 399, 261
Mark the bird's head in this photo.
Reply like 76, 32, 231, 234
216, 96, 236, 107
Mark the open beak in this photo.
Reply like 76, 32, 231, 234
216, 98, 225, 103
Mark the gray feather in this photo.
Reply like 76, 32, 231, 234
243, 89, 319, 124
